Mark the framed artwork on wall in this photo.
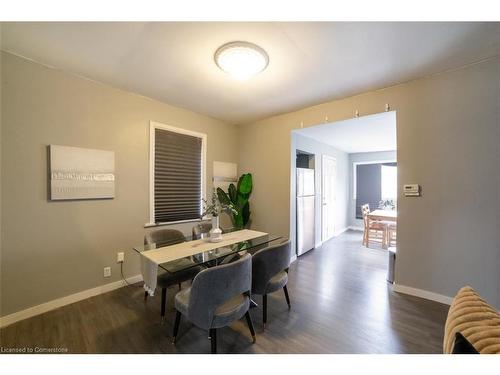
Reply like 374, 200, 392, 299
48, 145, 115, 200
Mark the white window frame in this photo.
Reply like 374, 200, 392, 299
146, 121, 207, 227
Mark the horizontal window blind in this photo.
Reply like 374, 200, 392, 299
154, 128, 202, 223
355, 164, 381, 219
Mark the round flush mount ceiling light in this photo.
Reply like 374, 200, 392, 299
214, 41, 269, 81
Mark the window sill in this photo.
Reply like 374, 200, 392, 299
144, 218, 205, 228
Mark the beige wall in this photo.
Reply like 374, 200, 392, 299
0, 52, 239, 316
238, 57, 500, 308
0, 31, 3, 317
2, 50, 499, 318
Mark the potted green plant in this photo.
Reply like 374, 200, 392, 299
216, 173, 253, 229
378, 199, 396, 211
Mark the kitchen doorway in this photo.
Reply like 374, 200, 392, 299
290, 110, 397, 258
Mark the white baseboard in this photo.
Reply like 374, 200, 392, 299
315, 227, 349, 248
393, 283, 453, 305
334, 227, 348, 236
348, 226, 364, 232
0, 274, 143, 328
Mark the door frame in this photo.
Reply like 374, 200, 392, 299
321, 154, 337, 242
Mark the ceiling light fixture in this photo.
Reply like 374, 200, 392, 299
214, 41, 269, 81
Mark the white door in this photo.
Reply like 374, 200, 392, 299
322, 155, 337, 242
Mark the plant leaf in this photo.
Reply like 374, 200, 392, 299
242, 201, 250, 226
234, 212, 244, 229
217, 187, 231, 205
228, 183, 238, 204
236, 195, 247, 210
237, 173, 252, 196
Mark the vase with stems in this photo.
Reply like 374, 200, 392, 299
210, 215, 222, 242
202, 190, 237, 243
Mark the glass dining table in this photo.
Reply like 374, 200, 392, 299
132, 228, 283, 275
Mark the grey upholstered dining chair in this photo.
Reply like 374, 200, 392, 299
172, 253, 256, 354
191, 222, 212, 240
144, 229, 204, 322
251, 240, 292, 328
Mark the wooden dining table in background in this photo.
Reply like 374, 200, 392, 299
368, 209, 397, 222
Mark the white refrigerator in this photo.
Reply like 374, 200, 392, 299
296, 168, 315, 256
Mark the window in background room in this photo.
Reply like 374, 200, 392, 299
381, 164, 397, 200
355, 162, 397, 219
149, 122, 206, 225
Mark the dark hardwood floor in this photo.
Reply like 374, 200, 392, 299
0, 230, 449, 354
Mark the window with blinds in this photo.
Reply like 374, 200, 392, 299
355, 162, 397, 219
152, 125, 205, 224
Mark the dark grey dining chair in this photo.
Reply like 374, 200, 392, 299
172, 253, 256, 354
192, 222, 212, 240
251, 240, 292, 328
144, 229, 204, 322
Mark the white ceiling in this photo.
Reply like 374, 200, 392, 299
1, 22, 499, 124
295, 111, 396, 153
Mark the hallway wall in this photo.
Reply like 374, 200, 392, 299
291, 133, 350, 253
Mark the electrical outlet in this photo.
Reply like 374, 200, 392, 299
103, 267, 111, 278
117, 252, 124, 263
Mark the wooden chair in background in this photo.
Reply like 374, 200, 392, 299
361, 204, 387, 248
387, 223, 397, 248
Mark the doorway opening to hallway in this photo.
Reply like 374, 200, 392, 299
290, 111, 398, 265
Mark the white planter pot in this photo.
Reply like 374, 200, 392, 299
209, 216, 223, 242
